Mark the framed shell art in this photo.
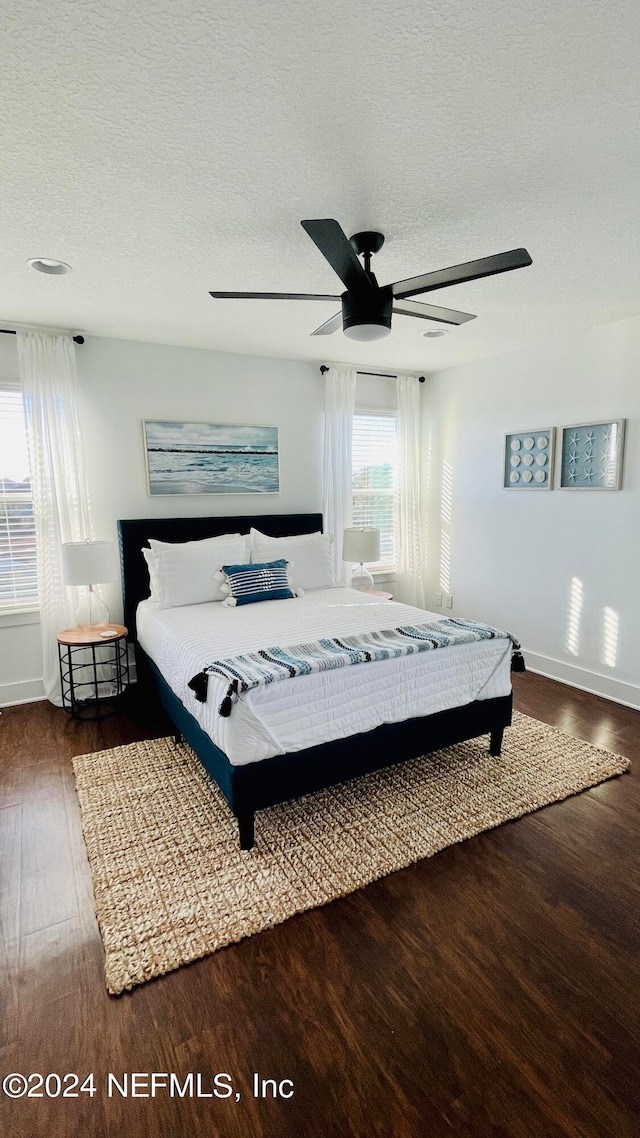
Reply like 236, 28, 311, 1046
559, 420, 626, 490
503, 429, 555, 490
143, 420, 280, 495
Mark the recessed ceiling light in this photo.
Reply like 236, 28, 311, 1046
422, 328, 449, 338
27, 257, 72, 275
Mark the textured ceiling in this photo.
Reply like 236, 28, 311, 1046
2, 0, 640, 371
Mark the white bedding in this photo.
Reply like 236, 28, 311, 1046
136, 588, 513, 766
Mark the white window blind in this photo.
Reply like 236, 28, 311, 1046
0, 383, 38, 610
352, 412, 398, 571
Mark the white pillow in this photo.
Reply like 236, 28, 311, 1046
142, 547, 160, 602
249, 528, 335, 591
147, 533, 250, 608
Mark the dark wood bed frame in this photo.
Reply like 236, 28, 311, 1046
118, 513, 513, 850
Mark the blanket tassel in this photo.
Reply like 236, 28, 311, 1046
511, 650, 526, 673
187, 671, 209, 703
218, 679, 239, 717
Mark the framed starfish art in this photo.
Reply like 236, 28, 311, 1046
559, 420, 626, 490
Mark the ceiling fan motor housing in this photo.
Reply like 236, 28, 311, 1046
342, 285, 393, 336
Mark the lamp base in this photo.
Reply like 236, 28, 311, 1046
75, 585, 110, 631
351, 564, 375, 591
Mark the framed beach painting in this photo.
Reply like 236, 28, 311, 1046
143, 420, 279, 495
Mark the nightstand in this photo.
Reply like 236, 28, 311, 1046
57, 624, 129, 720
361, 589, 394, 601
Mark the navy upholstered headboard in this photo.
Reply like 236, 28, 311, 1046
117, 513, 323, 638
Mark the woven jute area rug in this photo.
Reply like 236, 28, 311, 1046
72, 711, 629, 994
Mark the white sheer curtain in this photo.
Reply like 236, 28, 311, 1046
17, 331, 93, 705
396, 374, 426, 607
323, 365, 357, 585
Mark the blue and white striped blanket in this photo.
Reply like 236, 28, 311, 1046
188, 616, 524, 716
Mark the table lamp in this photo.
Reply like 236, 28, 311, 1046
61, 540, 118, 630
342, 527, 380, 590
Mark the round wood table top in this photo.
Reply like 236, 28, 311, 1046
56, 624, 128, 646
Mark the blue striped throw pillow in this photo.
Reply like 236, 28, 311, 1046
219, 559, 297, 606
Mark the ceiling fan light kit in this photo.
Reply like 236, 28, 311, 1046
343, 322, 391, 342
342, 287, 392, 342
210, 219, 532, 341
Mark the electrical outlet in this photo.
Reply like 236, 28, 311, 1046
435, 592, 443, 607
445, 594, 453, 609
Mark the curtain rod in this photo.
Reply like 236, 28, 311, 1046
320, 364, 425, 383
0, 327, 85, 344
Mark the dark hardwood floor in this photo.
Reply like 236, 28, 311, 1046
1, 673, 638, 1138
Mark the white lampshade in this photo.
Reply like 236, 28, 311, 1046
61, 540, 118, 586
342, 527, 380, 564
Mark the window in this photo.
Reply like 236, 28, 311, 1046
0, 383, 38, 610
352, 412, 398, 571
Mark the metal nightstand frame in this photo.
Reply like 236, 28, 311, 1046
58, 635, 129, 720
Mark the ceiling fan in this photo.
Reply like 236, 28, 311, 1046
210, 219, 532, 342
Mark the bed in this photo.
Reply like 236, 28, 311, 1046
118, 513, 513, 849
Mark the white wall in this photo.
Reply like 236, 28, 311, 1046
78, 337, 324, 619
0, 334, 324, 704
355, 371, 398, 413
423, 313, 640, 708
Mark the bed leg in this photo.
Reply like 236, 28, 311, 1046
237, 811, 255, 851
173, 730, 183, 745
490, 726, 504, 756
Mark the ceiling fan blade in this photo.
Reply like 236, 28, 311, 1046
301, 219, 372, 293
210, 291, 339, 301
390, 248, 532, 300
393, 300, 476, 326
310, 311, 343, 336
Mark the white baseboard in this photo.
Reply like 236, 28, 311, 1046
0, 677, 46, 707
0, 664, 137, 708
524, 650, 640, 711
